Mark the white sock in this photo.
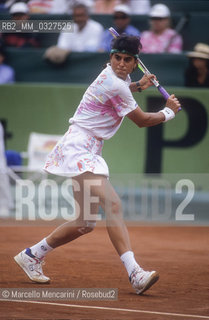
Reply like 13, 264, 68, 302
30, 238, 53, 259
120, 251, 140, 276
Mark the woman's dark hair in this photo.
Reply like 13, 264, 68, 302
184, 58, 209, 87
111, 35, 142, 57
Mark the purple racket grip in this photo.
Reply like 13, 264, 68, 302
157, 85, 170, 100
158, 85, 182, 111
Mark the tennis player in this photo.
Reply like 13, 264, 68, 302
14, 35, 181, 295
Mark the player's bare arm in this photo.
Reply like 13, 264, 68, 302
127, 94, 181, 127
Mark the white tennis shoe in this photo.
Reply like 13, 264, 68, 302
14, 248, 50, 283
129, 266, 159, 294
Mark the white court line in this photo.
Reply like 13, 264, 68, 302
0, 299, 208, 319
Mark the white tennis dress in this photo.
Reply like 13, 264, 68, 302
44, 64, 138, 177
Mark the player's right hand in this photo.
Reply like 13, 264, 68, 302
139, 73, 157, 90
166, 94, 181, 114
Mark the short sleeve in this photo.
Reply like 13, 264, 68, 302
111, 83, 138, 117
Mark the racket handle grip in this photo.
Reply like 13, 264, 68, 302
158, 86, 182, 111
158, 85, 170, 100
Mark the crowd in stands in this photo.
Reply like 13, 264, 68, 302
0, 0, 208, 87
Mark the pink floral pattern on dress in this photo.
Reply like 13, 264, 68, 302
77, 158, 95, 172
84, 135, 102, 154
45, 143, 64, 169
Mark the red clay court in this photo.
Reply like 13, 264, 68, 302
0, 220, 208, 320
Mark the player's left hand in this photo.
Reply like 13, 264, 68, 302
138, 74, 157, 90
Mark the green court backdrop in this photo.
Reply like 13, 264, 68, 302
0, 84, 208, 174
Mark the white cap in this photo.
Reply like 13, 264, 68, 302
10, 2, 29, 15
187, 43, 209, 60
149, 4, 170, 18
114, 4, 131, 16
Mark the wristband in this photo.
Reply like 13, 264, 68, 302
135, 81, 142, 92
160, 107, 175, 122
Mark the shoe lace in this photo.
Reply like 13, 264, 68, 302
34, 256, 45, 272
130, 266, 146, 284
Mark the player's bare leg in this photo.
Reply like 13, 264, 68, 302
14, 171, 159, 292
78, 172, 132, 255
46, 171, 159, 294
46, 177, 98, 248
79, 172, 159, 294
29, 171, 132, 255
45, 172, 131, 254
14, 173, 98, 283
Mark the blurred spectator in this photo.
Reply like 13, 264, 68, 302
0, 45, 15, 84
99, 4, 140, 52
185, 43, 209, 87
120, 0, 151, 15
93, 0, 119, 14
140, 3, 183, 53
27, 0, 71, 14
1, 2, 40, 48
44, 3, 104, 64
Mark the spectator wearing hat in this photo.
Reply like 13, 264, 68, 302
99, 4, 140, 52
1, 2, 40, 48
0, 45, 15, 84
185, 43, 209, 87
140, 3, 183, 53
